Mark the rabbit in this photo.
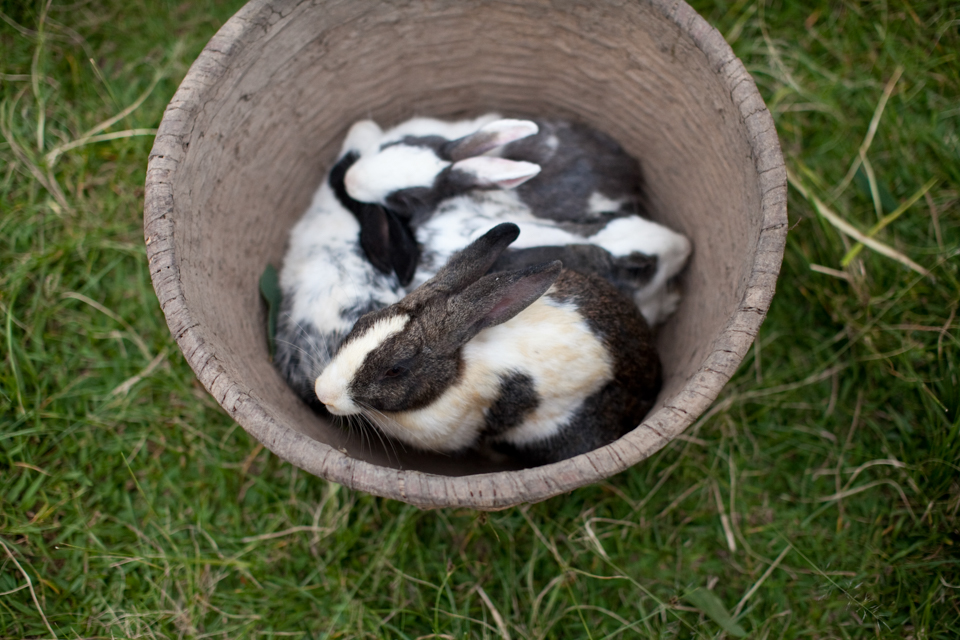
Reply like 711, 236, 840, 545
274, 115, 541, 407
313, 223, 662, 466
340, 114, 692, 326
351, 117, 648, 224
277, 112, 688, 408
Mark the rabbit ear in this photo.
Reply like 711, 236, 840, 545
356, 204, 420, 286
446, 260, 563, 344
386, 209, 419, 286
442, 119, 538, 161
356, 203, 393, 276
341, 119, 384, 156
450, 157, 541, 190
407, 223, 520, 303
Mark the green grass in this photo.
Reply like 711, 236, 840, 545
1, 0, 958, 637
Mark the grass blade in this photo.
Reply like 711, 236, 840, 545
840, 178, 938, 266
683, 588, 747, 637
787, 168, 934, 280
832, 66, 904, 199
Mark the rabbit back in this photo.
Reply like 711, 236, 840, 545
490, 269, 661, 465
501, 118, 649, 222
275, 182, 404, 404
412, 191, 690, 325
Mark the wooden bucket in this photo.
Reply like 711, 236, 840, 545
145, 0, 787, 509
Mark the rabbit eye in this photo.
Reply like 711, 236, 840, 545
382, 366, 406, 379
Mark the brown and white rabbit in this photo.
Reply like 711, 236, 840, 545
314, 223, 662, 466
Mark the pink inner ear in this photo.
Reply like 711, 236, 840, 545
495, 175, 536, 190
487, 296, 519, 324
478, 119, 539, 148
481, 267, 558, 328
452, 157, 541, 189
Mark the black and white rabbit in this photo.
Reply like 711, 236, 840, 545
275, 115, 541, 405
277, 113, 688, 407
314, 223, 662, 465
340, 114, 692, 325
347, 117, 647, 224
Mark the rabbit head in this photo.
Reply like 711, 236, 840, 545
314, 223, 560, 419
342, 119, 542, 224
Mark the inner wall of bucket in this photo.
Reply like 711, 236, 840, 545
171, 1, 760, 474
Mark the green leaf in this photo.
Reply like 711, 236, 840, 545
683, 588, 748, 637
853, 165, 898, 214
260, 264, 281, 358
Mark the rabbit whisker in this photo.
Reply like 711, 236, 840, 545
354, 401, 406, 462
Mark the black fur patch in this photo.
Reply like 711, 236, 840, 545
383, 187, 435, 224
490, 245, 657, 298
483, 371, 540, 436
383, 166, 496, 226
381, 135, 449, 155
328, 151, 363, 216
493, 378, 657, 467
339, 297, 388, 324
500, 119, 650, 222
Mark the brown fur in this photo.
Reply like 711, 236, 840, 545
493, 270, 661, 465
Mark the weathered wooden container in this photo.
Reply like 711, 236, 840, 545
145, 0, 787, 509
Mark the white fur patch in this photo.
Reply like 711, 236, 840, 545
280, 182, 403, 337
341, 120, 384, 157
590, 215, 690, 262
344, 145, 450, 204
314, 314, 410, 414
587, 191, 624, 215
507, 222, 591, 248
637, 288, 683, 327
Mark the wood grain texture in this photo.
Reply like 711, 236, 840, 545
145, 0, 787, 509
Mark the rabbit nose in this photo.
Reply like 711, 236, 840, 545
315, 377, 355, 415
314, 386, 340, 411
315, 388, 334, 407
317, 394, 349, 416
